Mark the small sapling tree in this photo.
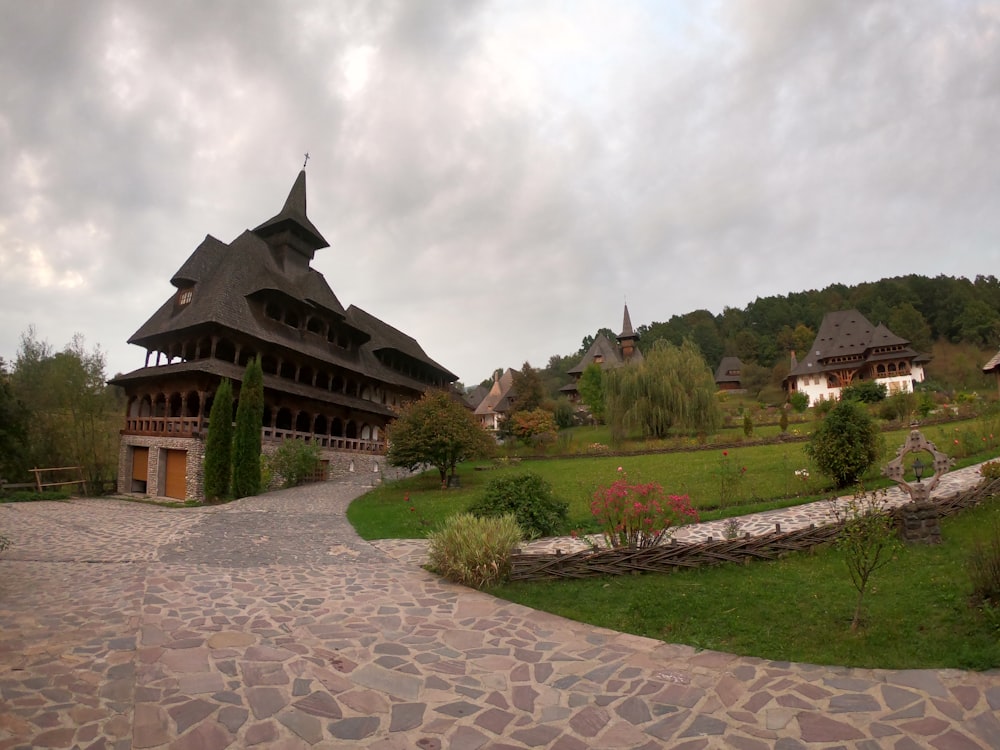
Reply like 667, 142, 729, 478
831, 487, 901, 632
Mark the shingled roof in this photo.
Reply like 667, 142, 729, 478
118, 170, 455, 390
788, 310, 918, 378
714, 356, 743, 385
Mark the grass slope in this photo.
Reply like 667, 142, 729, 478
489, 498, 1000, 670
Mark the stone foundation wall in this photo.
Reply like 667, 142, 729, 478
117, 435, 205, 502
119, 434, 410, 502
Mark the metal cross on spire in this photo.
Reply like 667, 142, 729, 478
302, 152, 310, 170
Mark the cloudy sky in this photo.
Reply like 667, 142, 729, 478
2, 1, 999, 386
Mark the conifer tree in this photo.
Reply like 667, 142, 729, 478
232, 357, 264, 498
203, 379, 233, 502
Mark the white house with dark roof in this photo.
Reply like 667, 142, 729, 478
474, 368, 516, 432
784, 310, 926, 406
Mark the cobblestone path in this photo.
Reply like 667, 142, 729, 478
1, 475, 999, 749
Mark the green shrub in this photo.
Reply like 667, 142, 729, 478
805, 399, 881, 488
427, 513, 522, 588
552, 399, 576, 429
878, 391, 915, 422
968, 520, 1000, 606
468, 472, 568, 538
980, 461, 1000, 481
779, 408, 789, 433
268, 440, 321, 488
0, 489, 71, 503
742, 412, 754, 438
841, 381, 888, 404
789, 391, 809, 413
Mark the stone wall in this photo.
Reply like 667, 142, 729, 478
117, 435, 205, 502
118, 434, 409, 502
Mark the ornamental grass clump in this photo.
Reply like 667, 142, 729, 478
591, 468, 698, 549
427, 513, 523, 589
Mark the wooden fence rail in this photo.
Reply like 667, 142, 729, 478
509, 478, 1000, 582
30, 466, 87, 495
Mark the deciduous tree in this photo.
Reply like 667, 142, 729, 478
604, 339, 721, 442
11, 328, 122, 488
387, 390, 494, 487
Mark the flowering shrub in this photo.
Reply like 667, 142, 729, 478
980, 460, 1000, 481
590, 468, 698, 549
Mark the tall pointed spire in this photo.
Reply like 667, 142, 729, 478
620, 303, 635, 339
617, 303, 639, 361
253, 170, 330, 261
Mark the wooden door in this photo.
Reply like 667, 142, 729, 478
131, 447, 149, 493
131, 447, 149, 481
163, 449, 187, 500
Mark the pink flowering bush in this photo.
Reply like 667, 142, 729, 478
590, 469, 699, 549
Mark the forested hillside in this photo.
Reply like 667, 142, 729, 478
530, 274, 1000, 399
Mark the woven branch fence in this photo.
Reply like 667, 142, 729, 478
508, 477, 1000, 582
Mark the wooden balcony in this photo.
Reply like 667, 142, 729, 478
262, 426, 385, 454
123, 419, 386, 454
124, 417, 201, 436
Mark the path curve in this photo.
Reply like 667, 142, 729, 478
1, 480, 998, 749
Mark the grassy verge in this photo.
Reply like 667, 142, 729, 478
488, 497, 1000, 670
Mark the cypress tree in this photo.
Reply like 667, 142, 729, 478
232, 357, 264, 498
203, 378, 233, 502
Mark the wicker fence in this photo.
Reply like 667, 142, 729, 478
508, 478, 1000, 582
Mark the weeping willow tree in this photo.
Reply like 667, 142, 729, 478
605, 339, 721, 443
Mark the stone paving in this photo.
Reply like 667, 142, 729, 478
1, 468, 999, 749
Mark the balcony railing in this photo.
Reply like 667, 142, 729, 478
124, 417, 201, 436
123, 418, 385, 454
263, 427, 385, 454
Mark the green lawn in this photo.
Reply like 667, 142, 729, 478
348, 417, 1000, 540
488, 498, 1000, 670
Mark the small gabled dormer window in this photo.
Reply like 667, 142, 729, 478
177, 288, 194, 306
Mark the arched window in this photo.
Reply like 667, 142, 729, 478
295, 411, 311, 433
314, 415, 328, 435
261, 355, 279, 375
276, 408, 293, 431
154, 394, 167, 418
331, 417, 344, 437
215, 338, 237, 364
184, 392, 200, 418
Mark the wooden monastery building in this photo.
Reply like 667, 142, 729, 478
783, 309, 926, 406
561, 304, 643, 402
111, 170, 457, 501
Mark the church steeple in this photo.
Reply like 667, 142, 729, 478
618, 303, 639, 361
253, 170, 329, 267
